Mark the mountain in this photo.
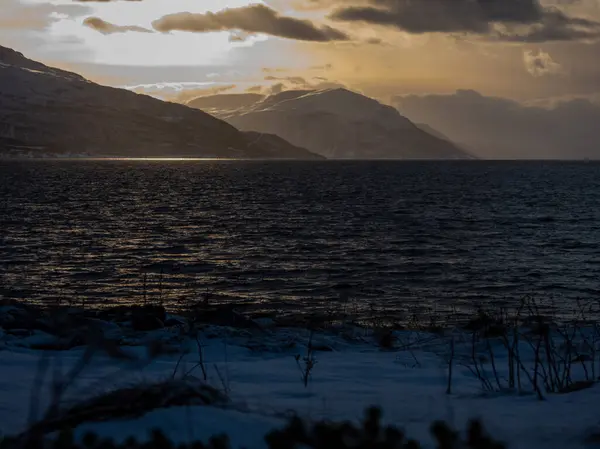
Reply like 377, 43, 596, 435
187, 89, 472, 160
416, 123, 453, 142
416, 123, 476, 159
0, 46, 320, 159
245, 132, 326, 160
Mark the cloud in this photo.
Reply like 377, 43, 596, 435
264, 75, 309, 85
329, 0, 600, 42
490, 11, 600, 42
310, 63, 333, 70
0, 0, 92, 62
523, 49, 563, 76
0, 1, 91, 31
263, 67, 289, 73
152, 4, 349, 42
267, 82, 286, 94
83, 17, 152, 34
260, 75, 346, 93
229, 30, 253, 42
394, 89, 600, 159
246, 85, 264, 93
365, 37, 383, 44
120, 82, 236, 101
121, 76, 346, 103
171, 84, 237, 102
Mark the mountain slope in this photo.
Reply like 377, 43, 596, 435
0, 46, 319, 159
244, 131, 326, 160
416, 123, 476, 159
188, 89, 471, 160
416, 123, 454, 142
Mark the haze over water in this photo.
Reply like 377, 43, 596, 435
2, 160, 600, 322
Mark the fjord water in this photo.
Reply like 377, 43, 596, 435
1, 160, 600, 321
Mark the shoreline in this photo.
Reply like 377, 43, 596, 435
2, 299, 600, 449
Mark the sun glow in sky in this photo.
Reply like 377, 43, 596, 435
25, 0, 270, 66
5, 0, 600, 103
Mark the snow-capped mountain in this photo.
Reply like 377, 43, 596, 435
0, 46, 320, 159
187, 89, 472, 160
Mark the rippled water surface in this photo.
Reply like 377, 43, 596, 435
2, 160, 600, 320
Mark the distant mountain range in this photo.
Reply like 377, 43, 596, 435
0, 46, 321, 159
187, 89, 473, 160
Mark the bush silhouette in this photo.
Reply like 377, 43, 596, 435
1, 407, 505, 449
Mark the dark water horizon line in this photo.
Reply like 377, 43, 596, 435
2, 156, 600, 163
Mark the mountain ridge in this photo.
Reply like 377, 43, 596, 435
188, 89, 472, 160
0, 46, 321, 159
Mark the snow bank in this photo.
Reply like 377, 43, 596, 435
1, 324, 600, 449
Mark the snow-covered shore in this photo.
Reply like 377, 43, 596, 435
2, 301, 600, 449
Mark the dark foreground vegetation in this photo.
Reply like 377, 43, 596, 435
1, 407, 505, 449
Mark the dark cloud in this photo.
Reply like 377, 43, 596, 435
152, 4, 349, 42
84, 17, 152, 34
329, 0, 600, 42
265, 0, 339, 11
331, 0, 542, 33
394, 89, 600, 159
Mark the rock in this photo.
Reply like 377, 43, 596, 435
376, 330, 395, 349
1, 306, 124, 349
310, 344, 334, 352
164, 315, 187, 328
0, 305, 34, 330
133, 316, 164, 332
80, 318, 123, 340
65, 332, 87, 349
194, 305, 259, 329
0, 305, 22, 315
131, 305, 166, 331
252, 317, 276, 329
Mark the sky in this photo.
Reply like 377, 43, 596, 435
2, 0, 600, 100
3, 0, 600, 157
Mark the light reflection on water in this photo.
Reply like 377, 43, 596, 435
2, 160, 600, 322
16, 158, 235, 162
